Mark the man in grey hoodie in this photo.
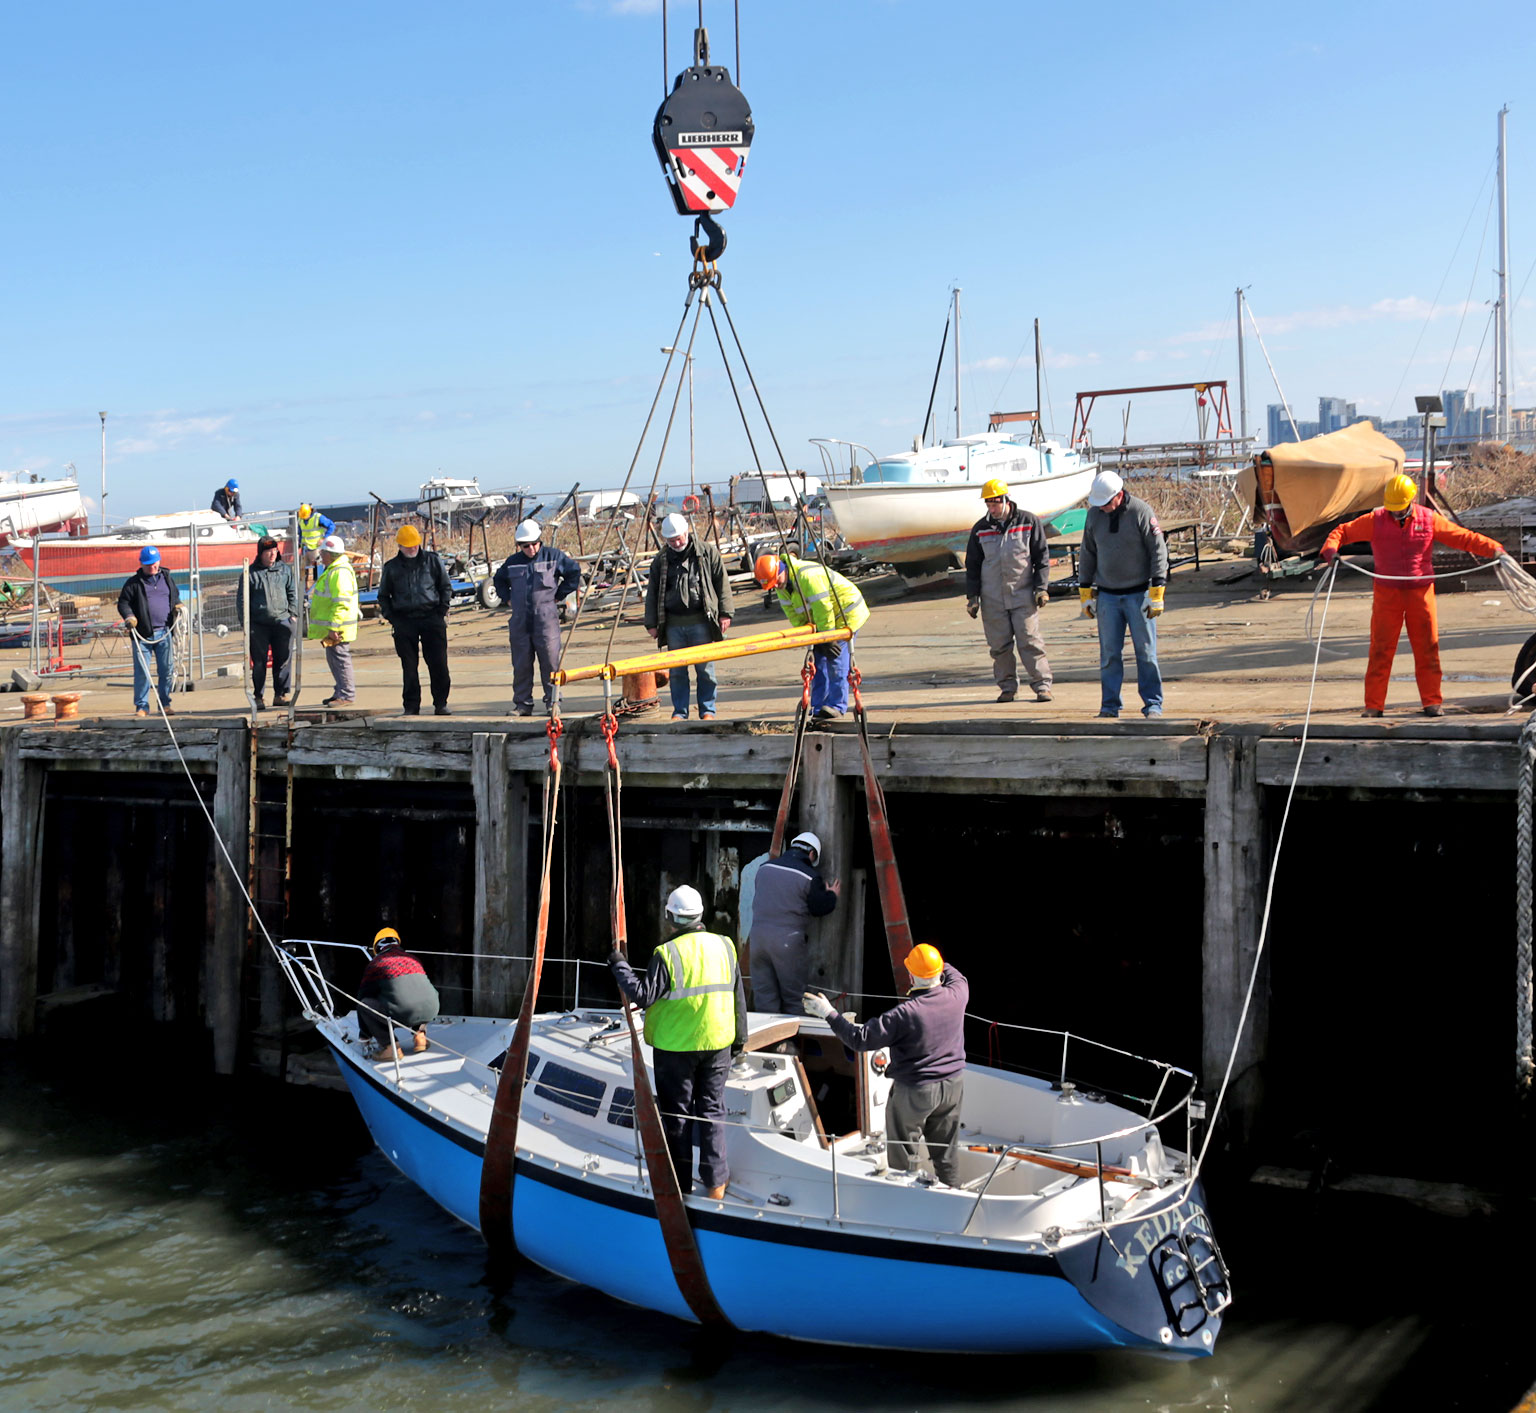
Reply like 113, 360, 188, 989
1078, 471, 1168, 719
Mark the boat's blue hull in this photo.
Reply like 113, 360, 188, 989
332, 1044, 1220, 1354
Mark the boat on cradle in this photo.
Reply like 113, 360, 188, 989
417, 477, 512, 521
11, 510, 274, 594
0, 471, 88, 545
823, 433, 1098, 585
282, 941, 1230, 1356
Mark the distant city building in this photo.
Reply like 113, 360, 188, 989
1266, 404, 1296, 446
1317, 397, 1356, 435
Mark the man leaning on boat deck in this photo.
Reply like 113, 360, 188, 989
608, 884, 747, 1201
964, 476, 1054, 704
805, 945, 968, 1186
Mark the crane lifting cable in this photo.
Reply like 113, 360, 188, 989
601, 703, 732, 1327
479, 717, 565, 1263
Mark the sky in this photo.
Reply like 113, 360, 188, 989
2, 0, 1534, 520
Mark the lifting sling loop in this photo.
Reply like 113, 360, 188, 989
603, 709, 732, 1328
479, 717, 564, 1262
850, 665, 915, 993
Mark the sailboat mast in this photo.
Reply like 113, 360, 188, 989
953, 286, 962, 438
1235, 287, 1249, 445
1496, 105, 1510, 441
1033, 318, 1044, 446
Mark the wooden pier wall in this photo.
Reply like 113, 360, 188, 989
0, 716, 1525, 1163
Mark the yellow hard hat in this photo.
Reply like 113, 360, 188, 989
396, 524, 423, 547
755, 553, 784, 589
905, 943, 944, 979
980, 477, 1009, 501
298, 503, 313, 519
371, 926, 401, 957
1383, 474, 1417, 511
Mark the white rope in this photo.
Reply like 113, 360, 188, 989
1193, 559, 1337, 1178
128, 633, 276, 949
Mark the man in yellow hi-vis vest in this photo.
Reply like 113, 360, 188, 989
755, 553, 870, 721
608, 884, 747, 1200
306, 535, 360, 706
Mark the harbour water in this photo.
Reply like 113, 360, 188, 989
1, 1042, 1527, 1413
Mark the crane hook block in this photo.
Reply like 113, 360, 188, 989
652, 28, 754, 217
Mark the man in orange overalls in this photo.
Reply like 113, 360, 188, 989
1320, 474, 1504, 717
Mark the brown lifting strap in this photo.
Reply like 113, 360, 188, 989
850, 666, 915, 994
479, 717, 564, 1263
603, 710, 732, 1328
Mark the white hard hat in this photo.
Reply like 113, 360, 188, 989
665, 884, 704, 921
514, 519, 541, 543
659, 512, 690, 540
790, 831, 822, 860
321, 535, 346, 553
1088, 471, 1124, 508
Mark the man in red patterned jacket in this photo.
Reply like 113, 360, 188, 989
358, 926, 440, 1060
1321, 474, 1504, 717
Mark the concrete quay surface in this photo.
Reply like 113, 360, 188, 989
3, 554, 1532, 728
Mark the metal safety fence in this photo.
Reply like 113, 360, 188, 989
5, 512, 302, 702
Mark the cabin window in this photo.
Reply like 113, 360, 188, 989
607, 1086, 636, 1129
534, 1061, 604, 1118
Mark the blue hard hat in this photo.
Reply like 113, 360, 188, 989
226, 479, 239, 490
139, 546, 161, 565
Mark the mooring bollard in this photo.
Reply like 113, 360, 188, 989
19, 693, 50, 721
50, 693, 82, 720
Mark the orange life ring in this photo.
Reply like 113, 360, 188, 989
682, 494, 702, 513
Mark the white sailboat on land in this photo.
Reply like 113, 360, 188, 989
823, 295, 1095, 584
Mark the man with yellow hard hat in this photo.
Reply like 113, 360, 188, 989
295, 503, 336, 582
964, 477, 1053, 704
1321, 473, 1504, 717
804, 943, 969, 1186
378, 523, 453, 716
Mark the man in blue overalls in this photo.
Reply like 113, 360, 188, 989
493, 519, 581, 716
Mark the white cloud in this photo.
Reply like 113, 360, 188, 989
116, 414, 232, 456
961, 356, 1013, 373
1171, 297, 1479, 345
964, 349, 1099, 372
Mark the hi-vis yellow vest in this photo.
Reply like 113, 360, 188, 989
776, 557, 870, 634
643, 929, 739, 1052
307, 560, 360, 643
299, 512, 325, 551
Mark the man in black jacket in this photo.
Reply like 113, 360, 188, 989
235, 537, 299, 709
117, 546, 181, 717
377, 524, 452, 716
643, 513, 733, 720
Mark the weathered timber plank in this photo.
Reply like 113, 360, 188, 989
471, 734, 528, 1016
831, 733, 1209, 791
1202, 735, 1268, 1149
209, 727, 250, 1075
800, 736, 861, 999
1255, 738, 1518, 792
0, 729, 48, 1039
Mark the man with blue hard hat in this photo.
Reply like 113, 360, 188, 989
117, 546, 181, 717
211, 479, 242, 525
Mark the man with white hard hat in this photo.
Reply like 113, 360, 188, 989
643, 512, 733, 719
1078, 470, 1169, 719
608, 882, 747, 1200
306, 534, 360, 706
493, 519, 581, 716
744, 830, 841, 1012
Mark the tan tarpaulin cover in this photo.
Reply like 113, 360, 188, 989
1238, 421, 1406, 537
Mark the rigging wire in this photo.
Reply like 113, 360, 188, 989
1241, 297, 1299, 440
1387, 152, 1497, 418
1438, 184, 1497, 393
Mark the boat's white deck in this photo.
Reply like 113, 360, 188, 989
328, 1008, 1189, 1248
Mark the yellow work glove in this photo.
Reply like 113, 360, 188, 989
1145, 586, 1166, 619
1078, 587, 1096, 620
